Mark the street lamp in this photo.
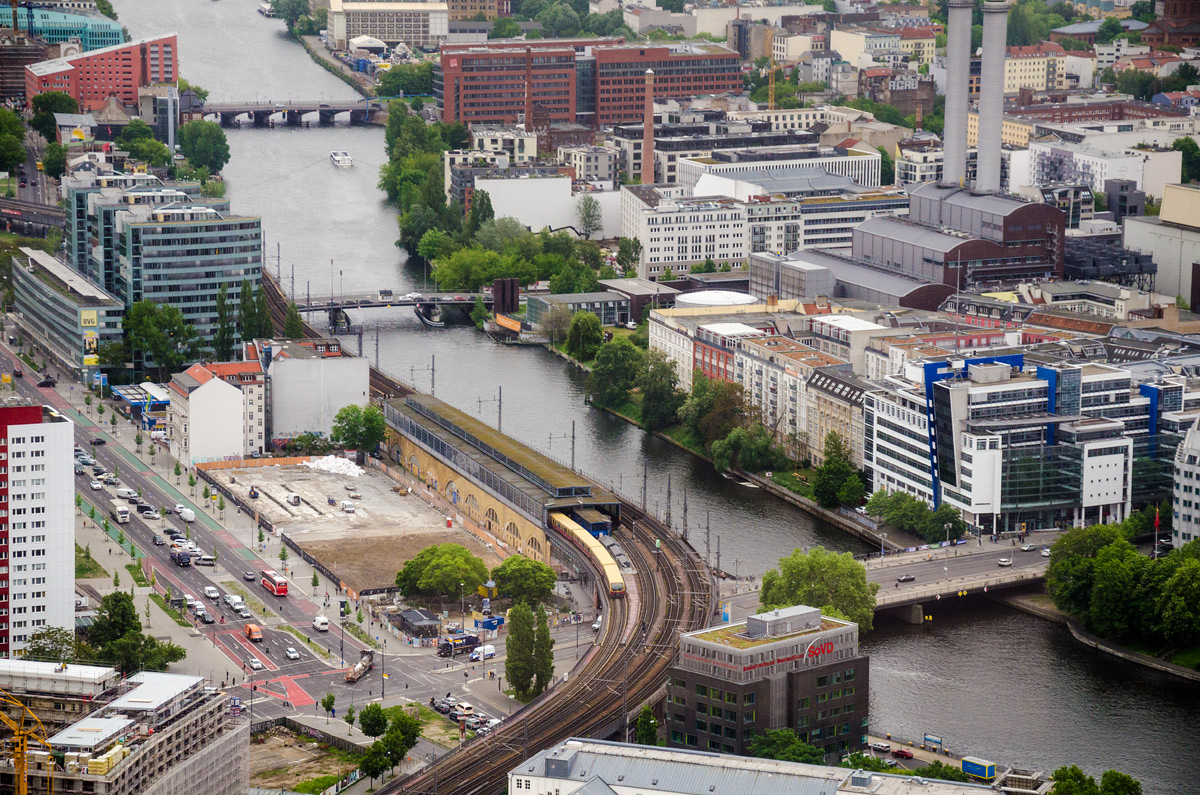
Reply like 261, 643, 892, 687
459, 581, 465, 629
879, 532, 887, 562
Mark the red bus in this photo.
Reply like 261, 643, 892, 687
261, 569, 288, 596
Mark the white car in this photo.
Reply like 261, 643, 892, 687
247, 658, 264, 671
89, 480, 103, 490
1020, 543, 1035, 552
204, 586, 219, 600
869, 742, 890, 753
285, 647, 300, 660
998, 558, 1013, 567
1041, 548, 1051, 558
174, 503, 185, 514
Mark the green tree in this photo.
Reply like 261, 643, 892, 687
124, 300, 202, 379
239, 280, 256, 342
30, 92, 78, 141
576, 194, 602, 238
566, 311, 602, 360
23, 626, 87, 663
213, 284, 236, 361
690, 256, 716, 274
811, 432, 862, 509
532, 607, 554, 695
1052, 766, 1101, 795
759, 547, 879, 632
42, 141, 67, 180
321, 692, 336, 723
88, 592, 184, 674
490, 17, 522, 37
634, 704, 659, 745
178, 120, 231, 173
116, 118, 155, 145
470, 296, 490, 330
712, 424, 786, 474
491, 556, 557, 604
588, 338, 644, 407
271, 0, 310, 29
1156, 557, 1200, 647
381, 711, 421, 772
1046, 524, 1126, 615
418, 228, 457, 263
357, 702, 388, 738
1173, 136, 1200, 183
279, 545, 289, 567
255, 286, 272, 338
284, 302, 304, 339
505, 600, 535, 697
344, 704, 356, 735
377, 62, 435, 97
615, 237, 642, 274
312, 571, 320, 589
0, 133, 25, 174
1096, 16, 1124, 44
639, 349, 683, 432
331, 404, 386, 451
359, 744, 390, 787
878, 146, 895, 185
464, 189, 495, 240
747, 729, 824, 763
911, 760, 971, 782
1087, 540, 1148, 641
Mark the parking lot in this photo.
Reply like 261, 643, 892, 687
219, 462, 503, 591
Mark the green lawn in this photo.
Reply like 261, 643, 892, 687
293, 775, 341, 795
75, 544, 108, 579
659, 424, 708, 458
125, 563, 150, 587
1170, 646, 1200, 669
150, 593, 191, 627
772, 469, 816, 499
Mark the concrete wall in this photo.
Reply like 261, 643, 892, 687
386, 430, 553, 564
270, 356, 370, 440
189, 379, 245, 466
478, 176, 620, 237
1124, 215, 1200, 299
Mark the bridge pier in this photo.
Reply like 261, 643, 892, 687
219, 112, 238, 127
890, 604, 924, 625
349, 109, 368, 125
285, 110, 304, 127
318, 110, 335, 126
251, 110, 271, 127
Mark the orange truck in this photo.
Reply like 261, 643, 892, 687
245, 624, 262, 642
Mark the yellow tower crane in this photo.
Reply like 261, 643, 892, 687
0, 688, 54, 795
767, 57, 777, 111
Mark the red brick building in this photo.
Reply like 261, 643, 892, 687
435, 38, 741, 127
25, 33, 177, 111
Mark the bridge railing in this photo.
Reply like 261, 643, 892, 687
874, 567, 1047, 608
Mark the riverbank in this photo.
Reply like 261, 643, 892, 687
994, 591, 1200, 682
298, 35, 373, 97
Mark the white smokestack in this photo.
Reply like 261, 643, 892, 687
943, 0, 973, 186
976, 1, 1009, 192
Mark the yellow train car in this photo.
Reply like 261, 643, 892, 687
549, 512, 626, 597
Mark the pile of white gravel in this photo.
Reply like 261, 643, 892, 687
304, 455, 364, 477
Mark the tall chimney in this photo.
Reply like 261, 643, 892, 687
976, 1, 1008, 192
943, 0, 972, 186
641, 69, 655, 185
524, 47, 534, 132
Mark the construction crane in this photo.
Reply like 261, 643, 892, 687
0, 687, 53, 795
767, 57, 776, 110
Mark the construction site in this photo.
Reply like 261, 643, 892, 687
0, 660, 248, 795
219, 458, 503, 591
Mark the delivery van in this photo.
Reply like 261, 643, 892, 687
116, 487, 136, 499
178, 508, 195, 523
341, 500, 356, 513
245, 624, 262, 642
312, 615, 330, 631
468, 644, 495, 661
286, 493, 301, 506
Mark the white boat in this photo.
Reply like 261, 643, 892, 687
330, 151, 353, 167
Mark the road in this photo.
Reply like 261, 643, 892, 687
867, 543, 1050, 593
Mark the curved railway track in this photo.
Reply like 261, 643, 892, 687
263, 271, 713, 795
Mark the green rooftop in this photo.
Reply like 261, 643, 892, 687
692, 618, 841, 649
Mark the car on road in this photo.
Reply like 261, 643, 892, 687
1041, 548, 1051, 558
174, 504, 186, 514
152, 535, 165, 546
882, 759, 899, 768
237, 606, 252, 619
36, 377, 55, 388
243, 571, 256, 581
998, 558, 1013, 567
204, 586, 220, 600
89, 438, 105, 446
89, 480, 103, 490
896, 573, 915, 583
140, 508, 157, 520
11, 368, 20, 378
285, 647, 300, 660
1021, 543, 1035, 552
200, 612, 215, 624
77, 456, 95, 467
892, 748, 914, 759
247, 658, 264, 671
74, 463, 84, 475
103, 474, 119, 485
869, 742, 890, 753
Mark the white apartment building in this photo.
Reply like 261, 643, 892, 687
1028, 139, 1181, 198
1095, 40, 1149, 71
255, 338, 370, 442
1005, 42, 1068, 93
167, 361, 266, 466
1173, 418, 1200, 547
1, 400, 74, 656
772, 32, 824, 64
828, 26, 900, 67
443, 150, 511, 202
471, 127, 538, 162
558, 145, 617, 183
328, 0, 449, 49
676, 144, 882, 196
734, 336, 847, 454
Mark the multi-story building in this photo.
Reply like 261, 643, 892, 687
676, 143, 882, 195
11, 248, 123, 383
17, 7, 123, 51
527, 291, 630, 327
4, 670, 249, 795
25, 33, 177, 111
828, 26, 900, 66
772, 32, 826, 64
1004, 42, 1067, 92
0, 660, 122, 733
612, 121, 814, 185
649, 304, 783, 391
897, 26, 935, 65
735, 336, 848, 456
726, 17, 774, 61
0, 398, 74, 657
62, 170, 261, 342
621, 181, 908, 280
253, 338, 370, 444
863, 355, 1149, 532
327, 0, 449, 49
1028, 138, 1181, 198
1172, 418, 1200, 547
894, 132, 978, 186
666, 604, 869, 759
805, 366, 870, 467
0, 34, 48, 102
167, 358, 266, 466
470, 126, 539, 162
557, 145, 616, 182
434, 39, 741, 127
448, 0, 507, 21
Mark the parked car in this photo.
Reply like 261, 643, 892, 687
1020, 543, 1035, 552
465, 714, 487, 729
247, 658, 264, 671
204, 586, 220, 600
997, 558, 1013, 567
36, 377, 55, 388
89, 480, 103, 490
477, 718, 502, 736
140, 508, 156, 519
103, 474, 119, 485
174, 503, 186, 514
896, 573, 915, 583
869, 742, 890, 753
434, 700, 452, 714
285, 647, 300, 660
892, 748, 914, 759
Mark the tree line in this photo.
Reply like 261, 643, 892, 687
863, 489, 970, 545
395, 543, 557, 605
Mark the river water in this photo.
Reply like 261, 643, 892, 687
117, 2, 1197, 789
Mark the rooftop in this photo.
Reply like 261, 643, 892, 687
49, 716, 134, 752
19, 247, 121, 306
536, 291, 627, 305
599, 278, 682, 297
109, 671, 204, 712
27, 31, 177, 76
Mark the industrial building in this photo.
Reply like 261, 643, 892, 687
676, 143, 882, 196
665, 604, 870, 759
0, 663, 248, 795
527, 292, 630, 327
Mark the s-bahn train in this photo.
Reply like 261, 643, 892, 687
549, 512, 625, 598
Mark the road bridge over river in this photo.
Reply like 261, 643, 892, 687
201, 99, 386, 127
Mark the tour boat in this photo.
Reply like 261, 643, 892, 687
330, 151, 353, 168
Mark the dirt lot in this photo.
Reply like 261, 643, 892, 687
302, 530, 503, 593
250, 727, 358, 791
221, 461, 501, 591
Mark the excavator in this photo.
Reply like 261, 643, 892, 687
0, 686, 54, 795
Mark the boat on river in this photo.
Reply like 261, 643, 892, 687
330, 151, 353, 167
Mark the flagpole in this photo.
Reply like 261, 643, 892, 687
1154, 506, 1160, 559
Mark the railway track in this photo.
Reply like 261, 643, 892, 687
263, 272, 713, 795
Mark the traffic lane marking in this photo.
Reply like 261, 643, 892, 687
230, 629, 281, 671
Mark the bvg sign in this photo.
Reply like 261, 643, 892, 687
806, 641, 834, 659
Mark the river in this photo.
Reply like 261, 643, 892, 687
115, 2, 1199, 789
